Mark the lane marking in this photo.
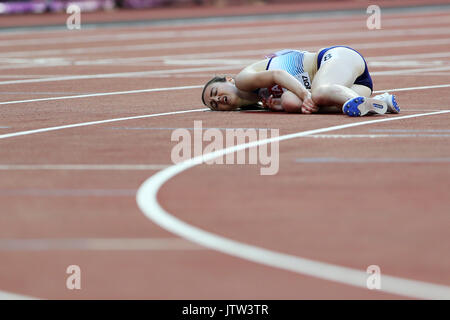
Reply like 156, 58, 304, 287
1, 15, 448, 47
0, 84, 448, 140
371, 51, 450, 61
1, 27, 448, 59
372, 65, 450, 76
0, 108, 207, 140
1, 81, 449, 107
374, 84, 450, 93
0, 85, 204, 105
42, 49, 450, 69
0, 91, 96, 95
0, 290, 35, 300
1, 35, 449, 73
307, 133, 450, 138
137, 110, 450, 300
370, 129, 450, 133
0, 188, 138, 197
106, 127, 269, 131
0, 6, 447, 35
0, 66, 239, 86
0, 164, 169, 170
0, 238, 204, 251
294, 157, 450, 163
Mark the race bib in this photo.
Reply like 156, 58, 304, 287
296, 72, 311, 89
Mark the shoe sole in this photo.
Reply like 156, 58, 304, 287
388, 94, 400, 113
343, 97, 387, 117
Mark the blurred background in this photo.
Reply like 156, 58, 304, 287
0, 0, 280, 15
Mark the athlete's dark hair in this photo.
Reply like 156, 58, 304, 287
201, 76, 227, 110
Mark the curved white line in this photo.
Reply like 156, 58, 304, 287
137, 110, 450, 300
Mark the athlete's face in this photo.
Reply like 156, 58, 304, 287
203, 77, 239, 111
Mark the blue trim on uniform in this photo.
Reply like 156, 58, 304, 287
266, 57, 273, 70
317, 46, 373, 92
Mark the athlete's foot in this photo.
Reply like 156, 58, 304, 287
342, 96, 387, 117
373, 92, 400, 113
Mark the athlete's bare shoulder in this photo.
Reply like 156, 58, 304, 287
240, 59, 270, 74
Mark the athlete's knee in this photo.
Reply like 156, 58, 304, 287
311, 84, 336, 105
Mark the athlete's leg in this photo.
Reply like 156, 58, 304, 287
318, 84, 371, 113
311, 47, 387, 116
311, 47, 368, 108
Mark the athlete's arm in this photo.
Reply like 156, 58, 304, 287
235, 69, 317, 113
235, 69, 306, 99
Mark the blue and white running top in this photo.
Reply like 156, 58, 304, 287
258, 49, 312, 103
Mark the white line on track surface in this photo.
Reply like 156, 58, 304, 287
0, 290, 35, 300
0, 164, 170, 170
0, 108, 208, 140
0, 81, 449, 300
0, 66, 237, 86
1, 15, 448, 47
0, 84, 448, 140
1, 10, 449, 301
0, 82, 449, 107
1, 26, 448, 59
0, 238, 204, 251
307, 133, 450, 138
0, 85, 204, 105
294, 157, 450, 163
370, 129, 450, 132
1, 61, 446, 86
0, 37, 448, 71
137, 110, 450, 300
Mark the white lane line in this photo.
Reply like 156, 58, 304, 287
53, 49, 450, 69
419, 72, 450, 76
0, 9, 447, 37
1, 27, 448, 59
0, 84, 448, 140
294, 157, 450, 163
0, 188, 138, 197
0, 66, 239, 86
0, 238, 205, 251
0, 290, 36, 300
1, 35, 448, 72
0, 85, 204, 105
0, 75, 71, 79
1, 81, 449, 107
373, 83, 450, 93
1, 15, 448, 47
0, 108, 208, 140
370, 129, 450, 132
370, 51, 450, 61
106, 127, 270, 130
0, 164, 170, 170
372, 65, 450, 76
307, 133, 450, 138
137, 110, 450, 300
0, 91, 95, 95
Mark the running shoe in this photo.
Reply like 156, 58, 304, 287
373, 92, 400, 113
342, 96, 387, 117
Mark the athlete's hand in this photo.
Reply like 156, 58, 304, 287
266, 95, 284, 111
301, 92, 319, 114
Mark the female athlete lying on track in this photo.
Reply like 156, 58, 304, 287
201, 46, 400, 116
